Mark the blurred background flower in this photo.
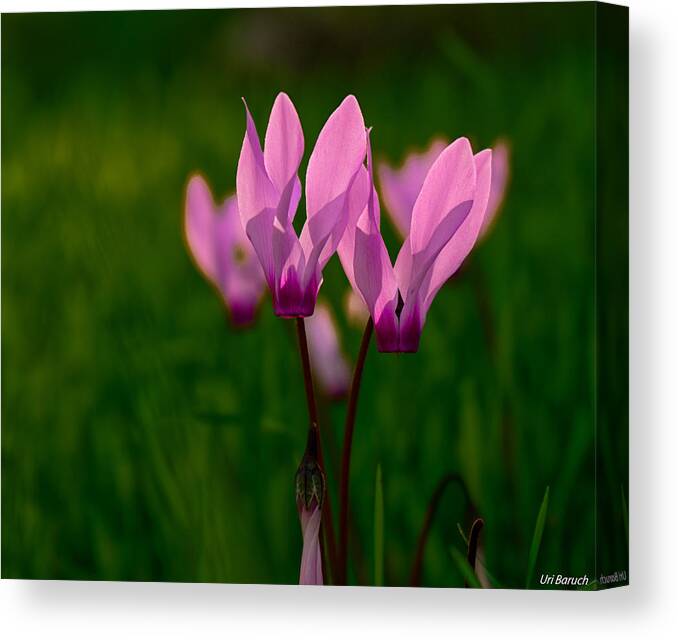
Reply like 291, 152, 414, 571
184, 174, 265, 326
305, 302, 351, 400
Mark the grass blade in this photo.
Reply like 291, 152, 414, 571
374, 464, 384, 586
526, 486, 550, 588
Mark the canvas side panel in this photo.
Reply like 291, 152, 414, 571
595, 1, 629, 591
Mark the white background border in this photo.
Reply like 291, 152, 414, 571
2, 0, 677, 637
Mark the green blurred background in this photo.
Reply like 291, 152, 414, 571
2, 3, 628, 587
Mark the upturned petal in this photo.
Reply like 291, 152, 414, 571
408, 137, 476, 257
378, 138, 447, 237
421, 148, 493, 313
354, 223, 399, 351
300, 95, 367, 287
352, 133, 399, 351
264, 92, 304, 209
236, 102, 281, 291
337, 164, 371, 295
305, 95, 367, 230
390, 139, 476, 350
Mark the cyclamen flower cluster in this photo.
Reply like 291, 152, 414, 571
184, 92, 509, 586
235, 92, 501, 352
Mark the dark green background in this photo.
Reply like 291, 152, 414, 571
2, 3, 628, 587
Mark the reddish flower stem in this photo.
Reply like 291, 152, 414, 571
337, 317, 374, 585
295, 318, 319, 428
409, 472, 472, 586
295, 317, 338, 582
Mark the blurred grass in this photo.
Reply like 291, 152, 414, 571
373, 464, 384, 587
526, 487, 550, 589
2, 4, 621, 586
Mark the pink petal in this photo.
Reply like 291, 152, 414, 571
353, 221, 398, 335
236, 100, 281, 290
396, 198, 474, 301
378, 138, 447, 238
305, 95, 367, 222
352, 135, 399, 351
299, 506, 323, 585
306, 303, 351, 398
422, 148, 493, 312
479, 140, 510, 238
394, 138, 476, 302
337, 164, 371, 295
408, 137, 476, 257
264, 92, 304, 211
300, 96, 367, 285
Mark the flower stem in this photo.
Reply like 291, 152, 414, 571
295, 317, 319, 429
337, 317, 374, 585
295, 317, 338, 581
409, 472, 473, 586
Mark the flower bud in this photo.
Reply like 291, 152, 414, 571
295, 427, 325, 585
295, 428, 325, 514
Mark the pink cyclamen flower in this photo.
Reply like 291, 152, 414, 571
236, 92, 367, 318
339, 133, 492, 353
379, 138, 509, 240
306, 303, 351, 399
185, 174, 266, 325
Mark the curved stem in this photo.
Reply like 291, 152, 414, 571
466, 518, 484, 568
465, 518, 484, 587
295, 317, 338, 582
409, 472, 473, 586
337, 317, 374, 585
